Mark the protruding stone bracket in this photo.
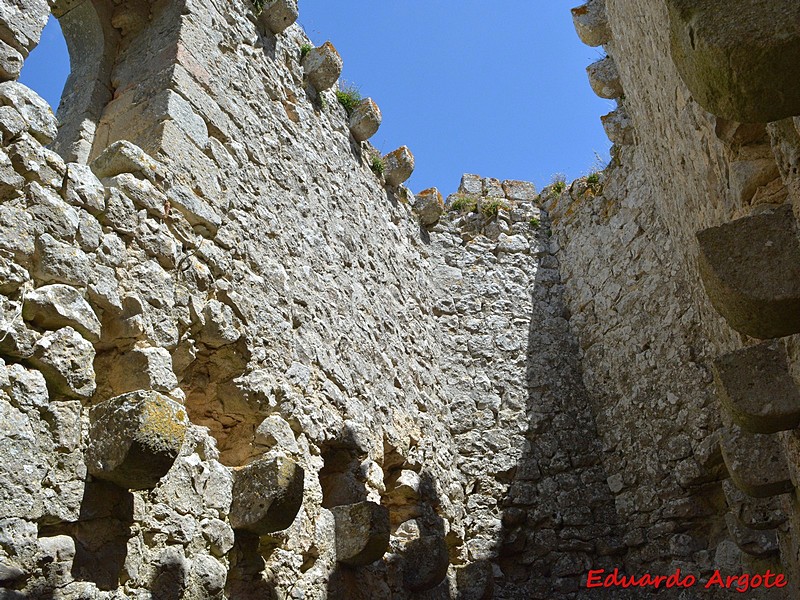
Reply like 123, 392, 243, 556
413, 188, 444, 227
586, 56, 623, 100
348, 98, 381, 143
383, 146, 415, 187
697, 205, 800, 339
713, 341, 800, 434
724, 512, 780, 558
722, 480, 786, 532
85, 390, 189, 490
256, 0, 299, 35
571, 0, 611, 47
228, 455, 304, 535
720, 420, 793, 498
665, 0, 800, 123
601, 107, 634, 146
331, 501, 390, 567
301, 42, 342, 92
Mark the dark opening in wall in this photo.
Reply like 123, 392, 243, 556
18, 16, 69, 115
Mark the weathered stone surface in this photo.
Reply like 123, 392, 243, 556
586, 56, 623, 99
413, 188, 444, 226
0, 39, 22, 82
402, 532, 449, 592
228, 454, 304, 534
722, 480, 786, 531
85, 390, 188, 490
62, 163, 106, 214
501, 179, 537, 202
22, 284, 101, 343
383, 146, 415, 187
0, 81, 56, 144
697, 205, 800, 339
257, 0, 299, 34
666, 0, 800, 122
196, 299, 241, 348
29, 327, 96, 399
302, 42, 342, 91
601, 106, 634, 146
571, 0, 611, 47
348, 98, 381, 142
107, 345, 179, 396
713, 341, 800, 434
331, 501, 390, 566
720, 420, 793, 498
32, 233, 92, 287
90, 140, 162, 182
724, 512, 780, 558
0, 0, 48, 56
254, 414, 300, 453
166, 184, 221, 235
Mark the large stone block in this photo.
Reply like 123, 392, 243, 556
571, 0, 610, 47
85, 391, 188, 490
29, 327, 96, 399
0, 0, 49, 57
403, 533, 450, 592
90, 140, 162, 183
331, 501, 390, 566
414, 188, 444, 227
720, 420, 792, 498
713, 342, 800, 434
601, 107, 634, 146
348, 98, 381, 143
0, 81, 56, 144
23, 284, 101, 343
383, 146, 415, 187
302, 42, 342, 91
724, 512, 780, 558
257, 0, 298, 34
697, 205, 800, 339
666, 0, 800, 123
586, 56, 623, 100
228, 455, 304, 534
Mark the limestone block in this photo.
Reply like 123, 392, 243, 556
331, 501, 390, 566
228, 455, 304, 534
197, 300, 242, 348
26, 182, 80, 242
720, 421, 792, 498
166, 185, 221, 235
0, 81, 57, 144
0, 0, 49, 56
90, 141, 162, 183
0, 105, 25, 143
348, 98, 381, 143
383, 146, 415, 187
257, 0, 299, 34
724, 512, 780, 558
29, 327, 96, 399
32, 233, 92, 287
0, 298, 39, 360
0, 147, 23, 199
586, 56, 623, 100
571, 0, 611, 47
7, 133, 64, 186
0, 253, 28, 295
601, 107, 634, 146
666, 0, 800, 122
85, 390, 188, 490
502, 180, 537, 202
22, 284, 101, 343
254, 414, 300, 453
302, 42, 342, 91
722, 480, 786, 531
63, 164, 106, 214
107, 173, 169, 219
108, 346, 179, 395
697, 205, 800, 339
0, 40, 22, 82
456, 562, 494, 600
713, 342, 800, 434
403, 533, 449, 592
414, 188, 444, 226
459, 174, 483, 196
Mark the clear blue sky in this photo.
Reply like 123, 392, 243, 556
21, 1, 612, 196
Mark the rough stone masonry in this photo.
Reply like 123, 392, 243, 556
0, 0, 799, 598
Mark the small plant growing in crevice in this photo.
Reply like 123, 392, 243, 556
253, 0, 266, 15
449, 194, 478, 213
481, 199, 509, 219
300, 44, 312, 60
586, 172, 600, 185
370, 156, 385, 176
336, 82, 362, 116
529, 217, 540, 229
550, 173, 567, 195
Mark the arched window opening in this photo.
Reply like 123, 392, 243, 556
18, 16, 70, 114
